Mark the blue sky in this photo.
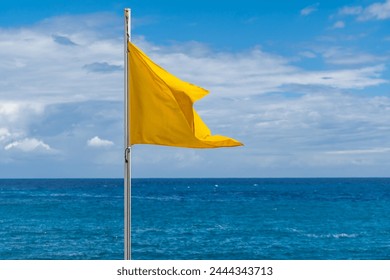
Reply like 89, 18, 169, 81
1, 1, 390, 178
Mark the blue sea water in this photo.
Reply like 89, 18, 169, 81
0, 178, 390, 260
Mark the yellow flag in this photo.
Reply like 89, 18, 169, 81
128, 42, 243, 148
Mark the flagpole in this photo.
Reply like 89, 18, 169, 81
124, 8, 132, 260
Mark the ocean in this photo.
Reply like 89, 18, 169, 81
0, 178, 389, 260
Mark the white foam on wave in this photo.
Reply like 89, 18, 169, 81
305, 233, 358, 239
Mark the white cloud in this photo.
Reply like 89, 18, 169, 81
321, 47, 388, 66
299, 51, 317, 59
87, 136, 114, 147
0, 15, 122, 105
339, 0, 390, 21
0, 102, 44, 122
359, 0, 390, 20
0, 127, 11, 141
333, 21, 345, 29
4, 138, 52, 152
339, 6, 363, 16
300, 3, 319, 16
0, 102, 46, 150
326, 148, 390, 155
137, 41, 387, 99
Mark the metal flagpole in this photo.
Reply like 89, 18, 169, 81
124, 8, 132, 260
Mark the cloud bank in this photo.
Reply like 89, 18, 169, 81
0, 10, 389, 177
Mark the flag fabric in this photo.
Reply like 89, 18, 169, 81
128, 42, 243, 148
